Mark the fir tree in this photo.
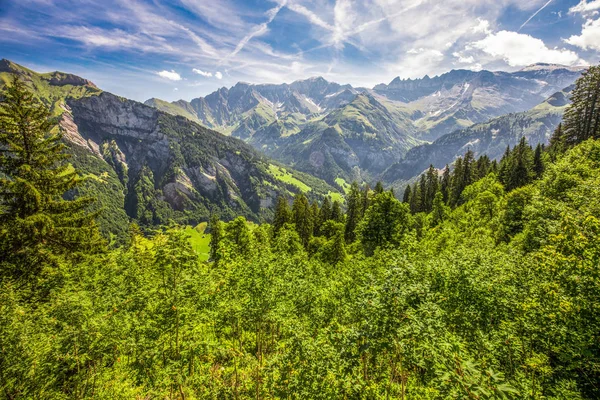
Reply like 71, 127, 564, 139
561, 65, 600, 146
374, 181, 384, 194
402, 185, 411, 204
440, 165, 450, 203
331, 200, 343, 223
0, 77, 103, 278
533, 143, 545, 178
273, 195, 291, 235
344, 181, 361, 243
292, 193, 313, 248
319, 196, 332, 225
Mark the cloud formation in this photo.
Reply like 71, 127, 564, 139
471, 30, 585, 66
193, 68, 213, 77
157, 70, 181, 81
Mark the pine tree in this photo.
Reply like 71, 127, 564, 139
292, 193, 313, 248
0, 77, 103, 278
344, 181, 361, 243
374, 181, 384, 194
402, 185, 411, 204
449, 157, 464, 207
424, 165, 439, 213
440, 165, 450, 203
430, 192, 448, 227
360, 184, 370, 217
319, 196, 332, 225
331, 200, 343, 223
273, 195, 291, 235
561, 65, 600, 147
310, 201, 320, 235
533, 143, 545, 178
410, 181, 421, 213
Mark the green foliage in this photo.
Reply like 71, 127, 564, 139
0, 78, 104, 281
3, 68, 600, 399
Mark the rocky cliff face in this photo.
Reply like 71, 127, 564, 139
66, 92, 336, 224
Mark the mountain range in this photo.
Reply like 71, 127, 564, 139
0, 59, 340, 243
0, 58, 587, 239
146, 63, 584, 186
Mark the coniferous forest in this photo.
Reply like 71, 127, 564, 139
2, 60, 600, 398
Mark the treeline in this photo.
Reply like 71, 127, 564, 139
1, 67, 600, 399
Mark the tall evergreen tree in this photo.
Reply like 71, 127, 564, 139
533, 143, 545, 178
449, 157, 464, 207
292, 193, 313, 248
272, 195, 291, 235
360, 184, 370, 217
402, 184, 411, 204
0, 77, 103, 278
310, 201, 320, 235
319, 197, 332, 225
440, 165, 451, 204
373, 181, 385, 194
344, 181, 362, 243
561, 65, 600, 146
331, 200, 343, 223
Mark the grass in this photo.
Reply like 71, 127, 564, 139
335, 177, 351, 194
327, 191, 345, 204
184, 223, 211, 261
268, 164, 312, 193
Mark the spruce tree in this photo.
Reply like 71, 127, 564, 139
273, 195, 291, 235
292, 193, 313, 248
561, 65, 600, 146
360, 184, 370, 217
331, 200, 343, 223
402, 185, 411, 204
310, 201, 320, 235
344, 181, 361, 243
319, 196, 332, 225
374, 181, 384, 194
533, 143, 545, 178
440, 165, 450, 203
0, 77, 103, 278
449, 157, 464, 207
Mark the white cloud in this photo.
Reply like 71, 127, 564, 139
453, 52, 475, 63
228, 1, 287, 58
472, 19, 491, 35
215, 71, 223, 79
287, 3, 333, 30
569, 0, 600, 14
193, 68, 213, 77
471, 30, 584, 66
390, 48, 445, 79
157, 70, 182, 81
565, 18, 600, 51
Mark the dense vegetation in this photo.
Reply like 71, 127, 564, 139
1, 67, 600, 399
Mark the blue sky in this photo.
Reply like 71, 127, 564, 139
1, 0, 599, 102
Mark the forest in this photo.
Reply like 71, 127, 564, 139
1, 66, 600, 399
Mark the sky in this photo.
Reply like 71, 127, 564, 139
1, 0, 599, 102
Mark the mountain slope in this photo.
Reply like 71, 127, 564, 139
383, 86, 572, 186
0, 60, 340, 242
267, 94, 422, 184
372, 64, 583, 141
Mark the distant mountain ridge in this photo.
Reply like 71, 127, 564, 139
146, 63, 584, 185
382, 85, 573, 187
